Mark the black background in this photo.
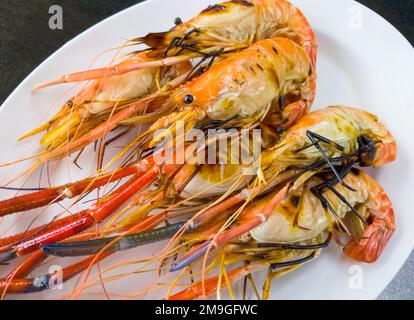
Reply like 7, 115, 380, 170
0, 0, 413, 299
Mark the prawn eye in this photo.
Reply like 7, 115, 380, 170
174, 17, 182, 26
66, 100, 74, 108
184, 94, 194, 104
276, 126, 284, 134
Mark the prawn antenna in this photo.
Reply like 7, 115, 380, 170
311, 164, 368, 226
0, 186, 46, 191
326, 185, 368, 225
183, 48, 224, 82
163, 28, 224, 81
270, 252, 316, 270
289, 153, 356, 189
164, 28, 201, 57
195, 114, 238, 130
303, 131, 356, 191
0, 250, 17, 264
256, 233, 332, 250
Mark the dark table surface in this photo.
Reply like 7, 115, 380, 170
0, 0, 413, 299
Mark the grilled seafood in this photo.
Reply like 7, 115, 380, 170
0, 0, 399, 301
37, 0, 317, 87
12, 0, 317, 169
0, 168, 394, 296
168, 168, 395, 299
0, 106, 395, 260
168, 105, 396, 270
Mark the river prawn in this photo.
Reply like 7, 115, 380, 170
0, 129, 264, 261
0, 35, 315, 251
1, 34, 314, 207
120, 36, 315, 156
167, 168, 395, 300
0, 106, 395, 260
0, 1, 399, 300
0, 167, 394, 297
0, 134, 266, 295
0, 32, 315, 262
36, 0, 317, 88
8, 0, 316, 169
165, 105, 396, 271
0, 105, 397, 297
10, 52, 192, 167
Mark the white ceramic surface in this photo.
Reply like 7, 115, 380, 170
1, 0, 413, 299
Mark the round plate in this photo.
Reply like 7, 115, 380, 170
1, 0, 413, 299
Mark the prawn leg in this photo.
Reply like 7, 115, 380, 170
168, 264, 264, 300
0, 156, 155, 217
34, 56, 193, 91
0, 252, 112, 294
168, 253, 316, 300
169, 187, 289, 272
39, 96, 157, 162
6, 251, 48, 279
0, 162, 182, 259
42, 222, 185, 257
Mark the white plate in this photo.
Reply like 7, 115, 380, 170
1, 0, 414, 300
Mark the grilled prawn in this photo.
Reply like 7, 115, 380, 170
17, 53, 192, 164
9, 0, 317, 168
5, 35, 314, 171
0, 106, 394, 262
129, 36, 314, 151
168, 168, 395, 300
0, 168, 394, 296
168, 105, 396, 270
37, 0, 317, 88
